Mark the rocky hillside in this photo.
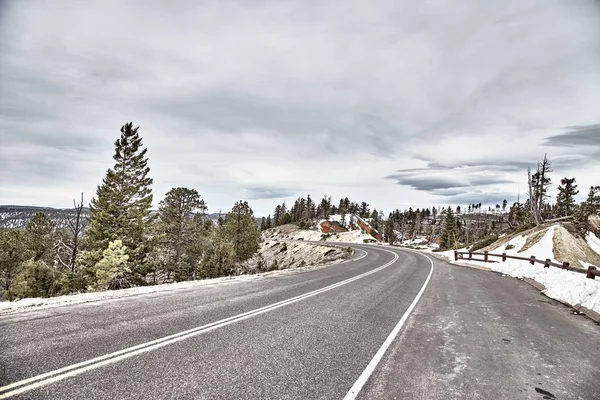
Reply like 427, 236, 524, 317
265, 223, 376, 243
239, 232, 354, 273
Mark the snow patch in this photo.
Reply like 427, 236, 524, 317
586, 233, 600, 256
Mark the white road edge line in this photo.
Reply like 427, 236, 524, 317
343, 251, 435, 400
0, 249, 399, 399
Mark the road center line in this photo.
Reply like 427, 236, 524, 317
0, 248, 399, 399
343, 251, 435, 400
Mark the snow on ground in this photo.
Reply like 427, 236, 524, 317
393, 236, 439, 252
439, 226, 600, 314
587, 233, 600, 256
328, 214, 354, 227
496, 234, 527, 254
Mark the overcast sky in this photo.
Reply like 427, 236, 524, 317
1, 0, 599, 217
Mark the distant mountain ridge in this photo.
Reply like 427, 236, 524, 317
0, 205, 90, 229
0, 206, 261, 229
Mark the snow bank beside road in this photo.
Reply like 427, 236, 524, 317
440, 227, 600, 314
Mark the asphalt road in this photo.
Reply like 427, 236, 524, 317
0, 244, 598, 399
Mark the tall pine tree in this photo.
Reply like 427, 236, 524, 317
556, 177, 578, 217
220, 201, 261, 263
575, 186, 600, 236
85, 122, 154, 284
440, 207, 457, 250
155, 187, 207, 281
24, 212, 57, 263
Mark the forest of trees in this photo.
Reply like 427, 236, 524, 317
432, 154, 599, 251
0, 123, 262, 300
265, 196, 384, 232
1, 126, 598, 302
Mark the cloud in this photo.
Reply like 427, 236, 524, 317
241, 185, 298, 200
386, 165, 515, 194
542, 124, 600, 147
1, 0, 600, 215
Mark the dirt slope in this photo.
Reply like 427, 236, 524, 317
481, 223, 600, 270
553, 225, 600, 270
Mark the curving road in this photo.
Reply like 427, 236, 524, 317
0, 244, 598, 399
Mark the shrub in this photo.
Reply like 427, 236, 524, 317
514, 223, 534, 234
469, 235, 499, 252
94, 240, 132, 290
505, 244, 515, 250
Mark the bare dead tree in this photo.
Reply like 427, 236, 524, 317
527, 167, 541, 225
536, 153, 552, 220
57, 193, 88, 274
527, 154, 553, 226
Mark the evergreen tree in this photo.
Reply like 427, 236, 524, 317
440, 207, 457, 250
0, 230, 32, 296
201, 231, 236, 278
260, 217, 266, 231
24, 212, 57, 262
9, 259, 63, 299
265, 215, 272, 229
384, 219, 397, 244
273, 205, 282, 226
85, 122, 154, 283
183, 213, 213, 280
94, 240, 131, 290
575, 186, 600, 235
155, 187, 207, 281
221, 201, 261, 262
502, 199, 508, 212
508, 202, 528, 228
359, 202, 369, 218
556, 177, 578, 217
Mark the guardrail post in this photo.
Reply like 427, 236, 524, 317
484, 251, 488, 262
530, 255, 536, 265
454, 250, 458, 261
502, 253, 507, 262
544, 259, 551, 268
587, 266, 597, 280
562, 261, 569, 270
469, 251, 473, 260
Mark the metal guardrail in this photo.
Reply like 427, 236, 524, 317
454, 250, 600, 280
